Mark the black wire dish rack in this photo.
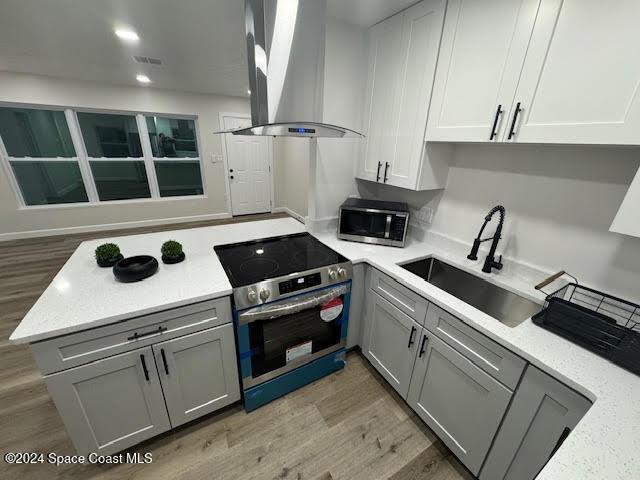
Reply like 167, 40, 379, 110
532, 271, 640, 376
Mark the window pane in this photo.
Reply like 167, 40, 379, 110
154, 161, 203, 197
10, 161, 88, 205
90, 161, 150, 201
78, 113, 142, 158
0, 108, 75, 157
146, 116, 198, 158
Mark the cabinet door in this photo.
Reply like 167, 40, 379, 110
362, 291, 422, 398
407, 334, 512, 475
426, 0, 541, 142
45, 346, 170, 456
508, 0, 640, 145
480, 365, 591, 480
358, 13, 403, 182
385, 0, 446, 189
153, 324, 240, 428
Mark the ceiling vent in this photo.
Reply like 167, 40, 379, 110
132, 56, 163, 66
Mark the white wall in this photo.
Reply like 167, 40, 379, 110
273, 137, 309, 219
359, 143, 640, 300
0, 71, 250, 237
313, 17, 367, 221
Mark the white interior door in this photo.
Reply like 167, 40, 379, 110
222, 115, 272, 216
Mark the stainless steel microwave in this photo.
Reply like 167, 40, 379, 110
338, 198, 409, 247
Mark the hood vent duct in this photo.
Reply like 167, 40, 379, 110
215, 0, 364, 138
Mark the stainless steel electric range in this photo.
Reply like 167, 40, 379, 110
214, 232, 353, 411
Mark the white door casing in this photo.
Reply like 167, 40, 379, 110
220, 114, 273, 216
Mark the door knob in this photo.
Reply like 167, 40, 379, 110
230, 169, 234, 172
230, 175, 234, 179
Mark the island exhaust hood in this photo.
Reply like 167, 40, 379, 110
216, 0, 364, 138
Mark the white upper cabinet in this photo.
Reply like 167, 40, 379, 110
358, 0, 450, 190
428, 0, 640, 145
360, 13, 403, 183
426, 0, 541, 142
507, 0, 640, 145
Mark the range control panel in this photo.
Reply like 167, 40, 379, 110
278, 272, 322, 295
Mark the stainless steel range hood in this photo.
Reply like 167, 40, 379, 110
216, 0, 364, 138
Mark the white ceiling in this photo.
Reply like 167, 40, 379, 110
0, 0, 415, 97
328, 0, 419, 27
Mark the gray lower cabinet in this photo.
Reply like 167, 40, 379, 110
362, 291, 422, 398
45, 346, 171, 456
479, 365, 592, 480
152, 324, 240, 428
407, 333, 512, 475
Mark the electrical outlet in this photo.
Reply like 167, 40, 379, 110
412, 206, 433, 224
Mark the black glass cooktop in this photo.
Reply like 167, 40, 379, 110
214, 233, 348, 287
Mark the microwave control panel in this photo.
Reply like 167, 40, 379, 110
279, 272, 322, 295
390, 215, 407, 240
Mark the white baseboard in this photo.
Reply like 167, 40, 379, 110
272, 207, 306, 224
0, 212, 233, 242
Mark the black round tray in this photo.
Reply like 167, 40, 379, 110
113, 255, 158, 283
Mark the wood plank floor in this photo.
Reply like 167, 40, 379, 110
0, 213, 474, 480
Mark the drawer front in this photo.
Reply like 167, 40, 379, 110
32, 297, 232, 375
424, 304, 525, 389
369, 268, 428, 325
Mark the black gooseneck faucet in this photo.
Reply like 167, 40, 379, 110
467, 205, 505, 273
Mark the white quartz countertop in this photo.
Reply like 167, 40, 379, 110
9, 217, 639, 479
9, 217, 305, 344
312, 231, 640, 480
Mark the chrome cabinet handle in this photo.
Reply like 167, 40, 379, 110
161, 349, 169, 375
490, 104, 503, 140
127, 326, 167, 341
419, 334, 428, 357
140, 354, 150, 381
508, 102, 522, 140
407, 326, 417, 348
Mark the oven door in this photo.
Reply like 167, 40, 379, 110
235, 282, 350, 389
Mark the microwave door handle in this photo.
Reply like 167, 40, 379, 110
384, 215, 392, 238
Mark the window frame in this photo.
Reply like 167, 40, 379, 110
0, 103, 206, 209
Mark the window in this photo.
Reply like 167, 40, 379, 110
0, 107, 89, 206
0, 106, 205, 207
77, 112, 149, 201
146, 116, 203, 197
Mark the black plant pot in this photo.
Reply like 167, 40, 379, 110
113, 255, 159, 282
97, 253, 124, 268
162, 251, 186, 264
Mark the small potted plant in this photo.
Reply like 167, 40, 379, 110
95, 243, 123, 267
161, 240, 185, 264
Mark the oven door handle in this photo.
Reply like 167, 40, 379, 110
237, 283, 350, 325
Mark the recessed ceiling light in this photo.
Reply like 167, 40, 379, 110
115, 28, 139, 42
136, 74, 151, 84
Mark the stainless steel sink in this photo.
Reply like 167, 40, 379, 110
400, 257, 541, 328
